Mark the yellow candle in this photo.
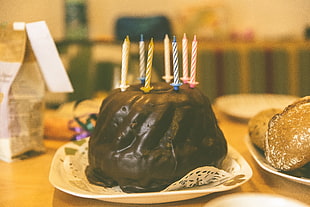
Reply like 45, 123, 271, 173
141, 38, 154, 93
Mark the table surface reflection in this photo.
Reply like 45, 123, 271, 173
1, 111, 309, 207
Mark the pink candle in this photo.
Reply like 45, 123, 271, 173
181, 33, 189, 83
189, 35, 198, 88
139, 34, 146, 84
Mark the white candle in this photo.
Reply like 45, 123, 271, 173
120, 36, 130, 91
162, 34, 173, 83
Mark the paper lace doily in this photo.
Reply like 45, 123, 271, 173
58, 138, 245, 193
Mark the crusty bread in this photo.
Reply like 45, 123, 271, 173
248, 108, 282, 150
265, 96, 310, 171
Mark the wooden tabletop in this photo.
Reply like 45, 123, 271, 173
1, 112, 309, 207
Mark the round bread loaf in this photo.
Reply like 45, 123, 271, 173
85, 82, 227, 193
248, 108, 282, 150
265, 96, 310, 171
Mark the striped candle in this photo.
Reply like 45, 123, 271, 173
162, 34, 173, 83
139, 34, 146, 84
120, 35, 130, 91
171, 36, 182, 91
189, 35, 198, 88
140, 38, 154, 93
181, 33, 189, 83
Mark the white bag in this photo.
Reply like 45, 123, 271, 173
0, 21, 73, 162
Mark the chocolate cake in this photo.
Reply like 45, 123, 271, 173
85, 82, 227, 193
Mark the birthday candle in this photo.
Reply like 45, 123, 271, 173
139, 34, 146, 84
162, 34, 173, 83
171, 36, 182, 91
181, 33, 189, 83
140, 38, 154, 93
120, 35, 130, 91
189, 35, 198, 88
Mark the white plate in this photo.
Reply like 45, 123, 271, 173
214, 94, 298, 121
49, 138, 252, 204
204, 193, 309, 207
245, 136, 310, 186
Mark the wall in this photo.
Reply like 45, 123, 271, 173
0, 0, 64, 39
1, 0, 310, 41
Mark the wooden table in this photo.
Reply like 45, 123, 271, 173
1, 113, 309, 207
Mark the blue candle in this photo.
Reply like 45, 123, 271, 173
170, 36, 182, 91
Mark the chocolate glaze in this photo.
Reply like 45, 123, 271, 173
86, 82, 227, 193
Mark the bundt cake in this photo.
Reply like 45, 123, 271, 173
85, 82, 227, 193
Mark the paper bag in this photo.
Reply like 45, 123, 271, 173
0, 22, 73, 162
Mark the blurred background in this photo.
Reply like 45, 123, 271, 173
1, 0, 310, 105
